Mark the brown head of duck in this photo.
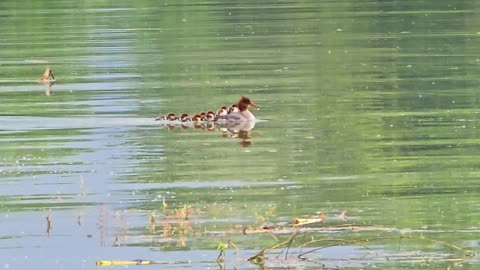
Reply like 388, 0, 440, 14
237, 96, 260, 111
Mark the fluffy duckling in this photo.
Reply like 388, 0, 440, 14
166, 113, 177, 121
191, 113, 202, 122
205, 111, 215, 121
155, 112, 177, 121
215, 105, 228, 118
179, 113, 190, 122
228, 104, 239, 114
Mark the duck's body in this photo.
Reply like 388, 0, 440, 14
216, 119, 256, 131
227, 110, 256, 121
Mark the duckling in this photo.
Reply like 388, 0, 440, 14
228, 104, 239, 114
155, 112, 177, 121
155, 114, 166, 121
205, 111, 215, 121
166, 112, 177, 121
179, 113, 190, 122
191, 113, 202, 122
215, 105, 228, 118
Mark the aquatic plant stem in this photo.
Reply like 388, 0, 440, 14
297, 235, 472, 258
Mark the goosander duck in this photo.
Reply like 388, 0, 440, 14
216, 96, 259, 122
39, 67, 55, 82
37, 67, 55, 96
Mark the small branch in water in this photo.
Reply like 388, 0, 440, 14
284, 229, 299, 260
46, 213, 52, 236
297, 235, 474, 259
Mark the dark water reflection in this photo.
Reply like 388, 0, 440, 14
1, 0, 480, 269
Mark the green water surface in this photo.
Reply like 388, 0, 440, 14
1, 0, 480, 269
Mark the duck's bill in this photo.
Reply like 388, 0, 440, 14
250, 102, 260, 108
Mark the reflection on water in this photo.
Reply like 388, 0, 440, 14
157, 120, 256, 147
38, 80, 54, 96
1, 0, 480, 269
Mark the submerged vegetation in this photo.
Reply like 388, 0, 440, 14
43, 200, 473, 268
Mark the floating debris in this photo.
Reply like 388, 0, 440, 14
339, 210, 348, 222
45, 213, 52, 236
96, 259, 154, 266
294, 212, 326, 226
96, 259, 191, 267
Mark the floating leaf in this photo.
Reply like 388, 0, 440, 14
216, 241, 228, 251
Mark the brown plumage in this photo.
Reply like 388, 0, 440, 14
39, 67, 55, 81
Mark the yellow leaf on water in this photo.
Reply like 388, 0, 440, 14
294, 218, 324, 226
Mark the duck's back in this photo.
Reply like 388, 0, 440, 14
216, 110, 255, 122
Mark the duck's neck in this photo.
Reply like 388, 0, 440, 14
238, 102, 248, 112
240, 108, 255, 120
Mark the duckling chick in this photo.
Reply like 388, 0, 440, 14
200, 112, 207, 121
228, 104, 239, 114
191, 113, 202, 122
215, 105, 228, 118
155, 112, 176, 121
154, 114, 166, 121
166, 112, 177, 121
179, 113, 190, 122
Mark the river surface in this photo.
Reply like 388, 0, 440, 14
1, 1, 480, 269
